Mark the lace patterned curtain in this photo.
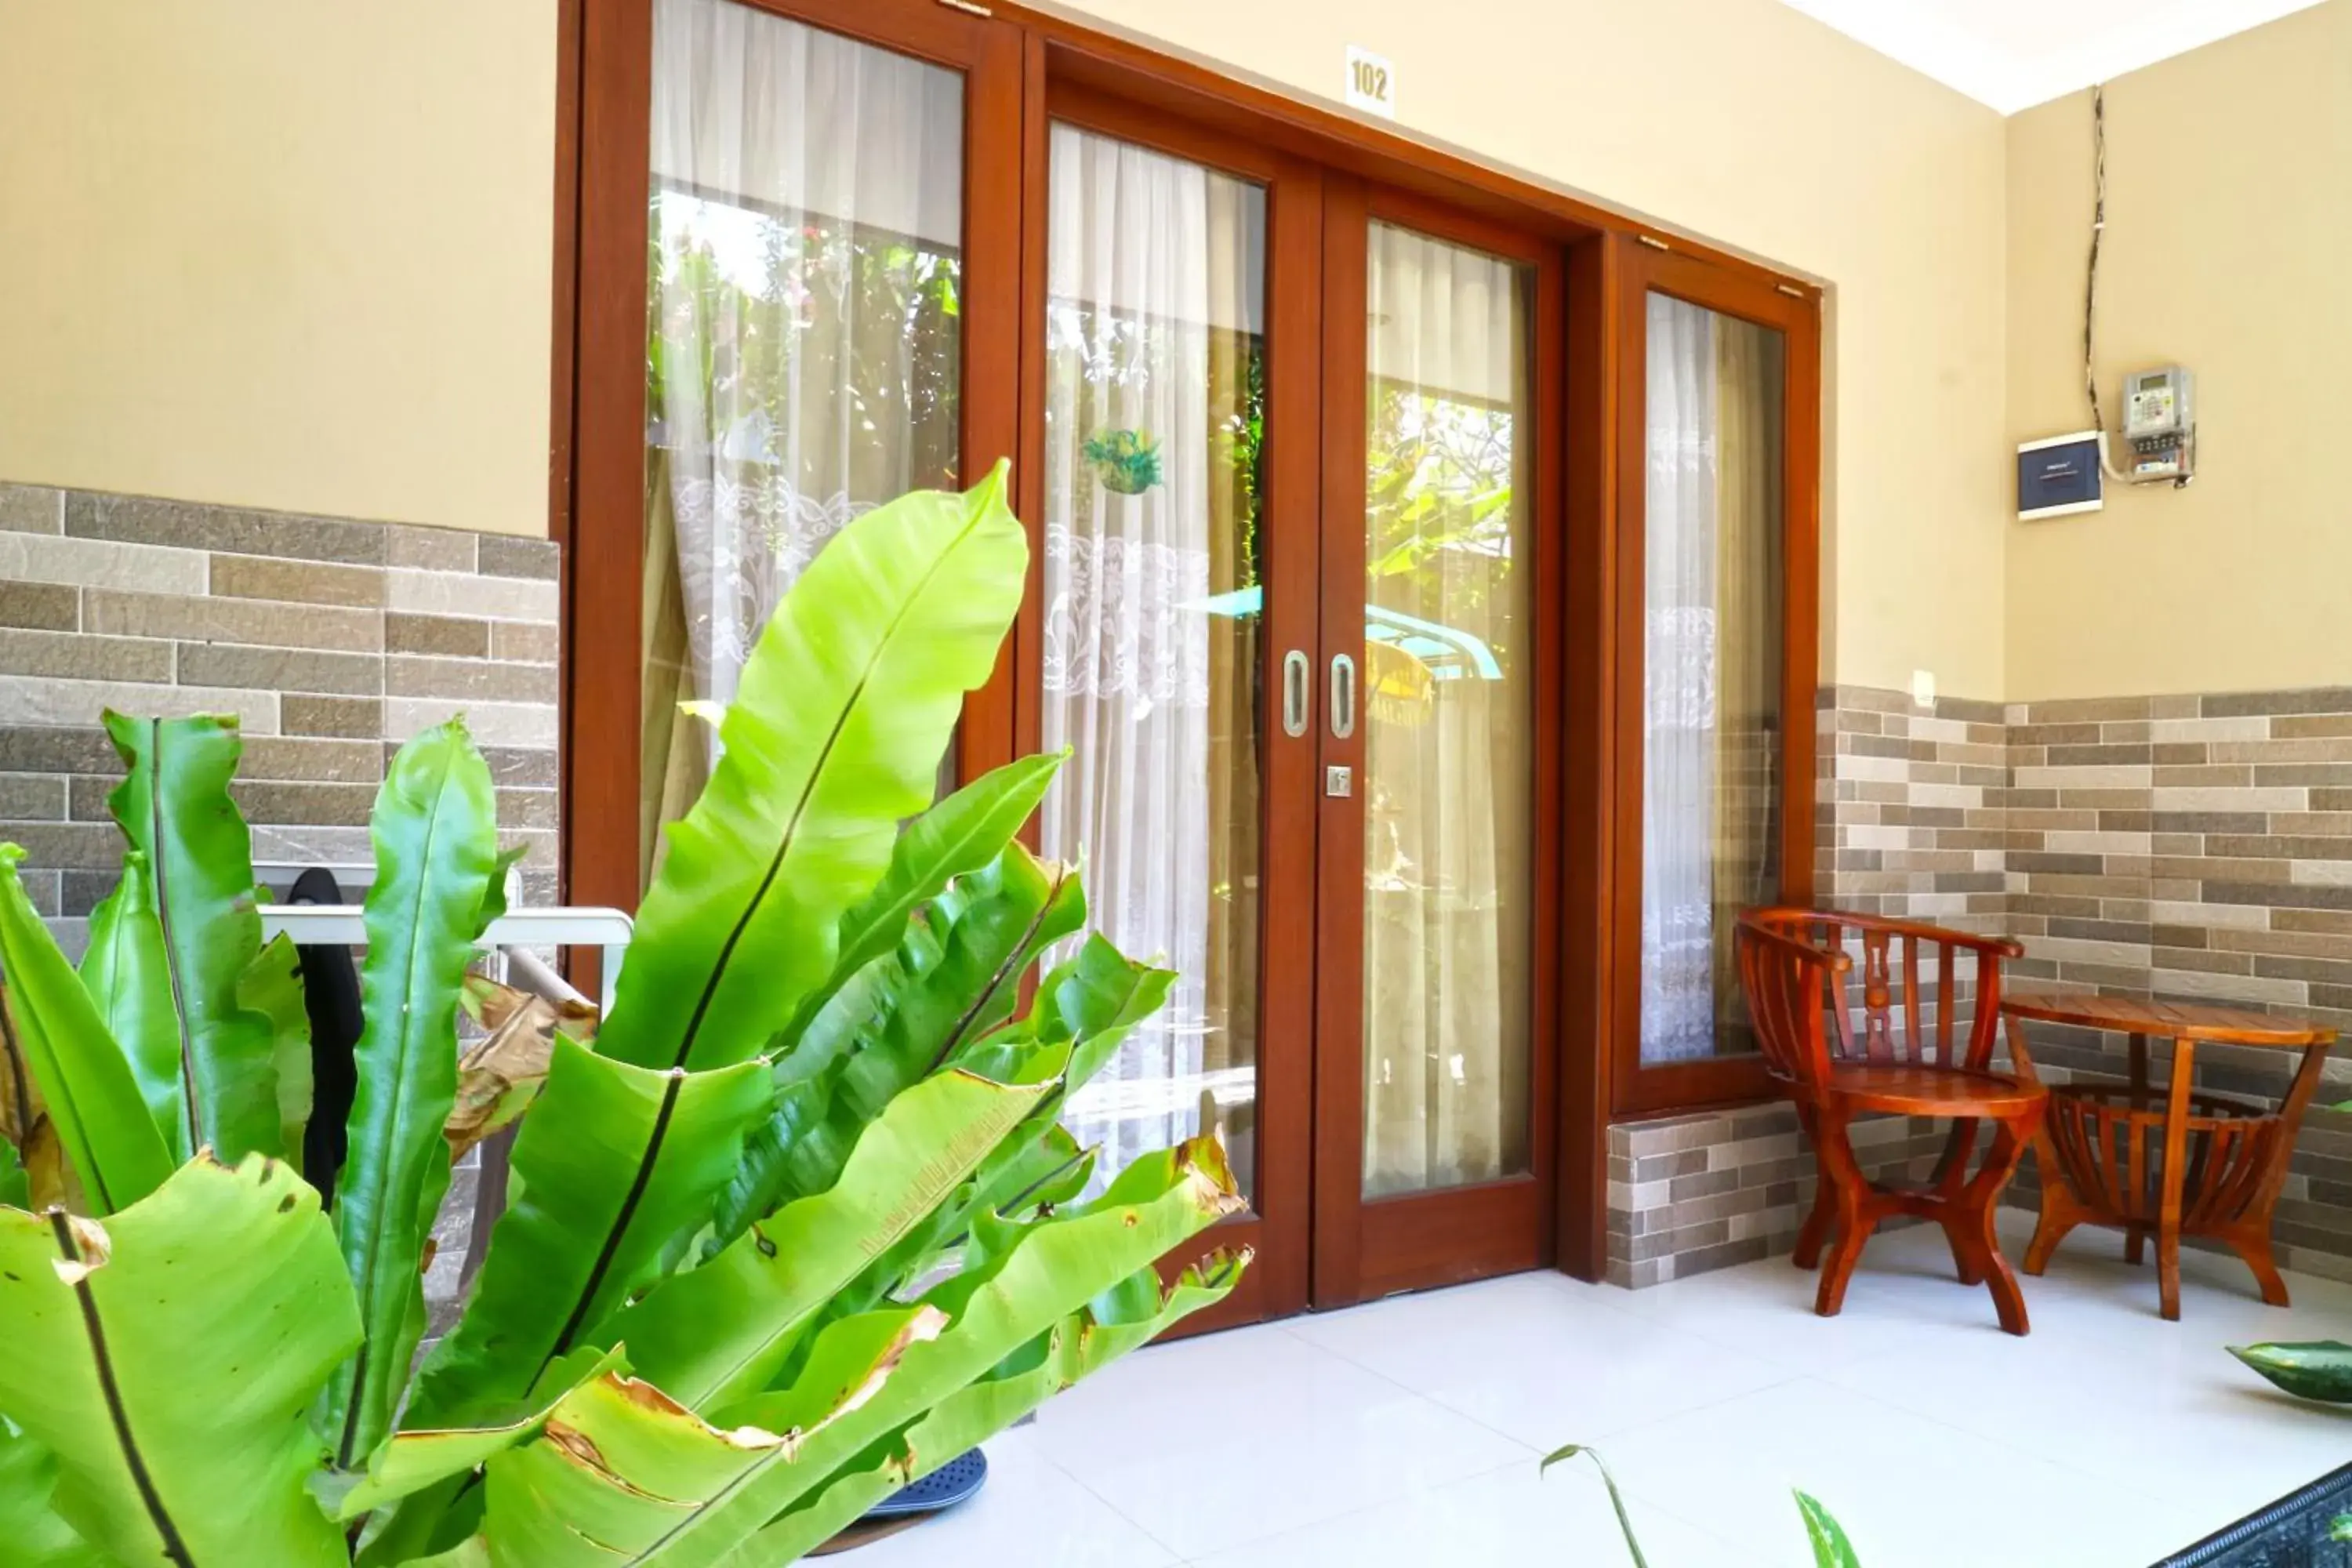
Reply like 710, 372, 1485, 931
1040, 124, 1265, 1193
1639, 293, 1784, 1064
641, 0, 963, 883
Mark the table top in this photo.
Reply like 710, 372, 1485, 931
2002, 991, 2337, 1048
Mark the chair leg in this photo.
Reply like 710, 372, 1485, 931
1792, 1102, 1835, 1271
1955, 1116, 2033, 1336
2125, 1228, 2146, 1265
1811, 1105, 1874, 1319
1932, 1119, 1984, 1284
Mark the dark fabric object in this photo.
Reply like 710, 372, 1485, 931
2156, 1461, 2352, 1566
290, 866, 363, 1205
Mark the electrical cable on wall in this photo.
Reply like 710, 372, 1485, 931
2082, 84, 2129, 482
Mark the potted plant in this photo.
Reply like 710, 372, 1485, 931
0, 463, 1245, 1565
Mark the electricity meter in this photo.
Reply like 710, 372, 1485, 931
2122, 366, 2194, 481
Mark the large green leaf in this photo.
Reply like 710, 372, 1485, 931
588, 1066, 1051, 1412
1796, 1490, 1864, 1567
2230, 1340, 2352, 1403
715, 846, 1084, 1241
326, 720, 510, 1468
403, 1036, 773, 1433
779, 751, 1065, 1051
597, 465, 1029, 1075
0, 1422, 106, 1566
0, 1153, 360, 1567
468, 1138, 1240, 1564
99, 710, 281, 1160
0, 1138, 24, 1208
736, 1253, 1243, 1565
78, 851, 188, 1160
832, 938, 1177, 1322
242, 933, 315, 1167
318, 1348, 626, 1523
0, 846, 173, 1215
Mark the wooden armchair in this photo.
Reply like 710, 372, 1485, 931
1736, 909, 2048, 1335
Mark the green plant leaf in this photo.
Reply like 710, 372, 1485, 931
714, 844, 1084, 1241
0, 1153, 361, 1566
779, 750, 1065, 1051
403, 1036, 773, 1433
317, 1348, 627, 1523
588, 1065, 1051, 1411
1540, 1444, 1650, 1568
1795, 1490, 1863, 1567
741, 1252, 1246, 1563
0, 845, 174, 1215
0, 1138, 24, 1208
241, 933, 314, 1167
2229, 1340, 2352, 1403
0, 1422, 107, 1566
326, 719, 510, 1468
597, 464, 1029, 1075
98, 710, 281, 1160
77, 850, 190, 1160
471, 1138, 1241, 1564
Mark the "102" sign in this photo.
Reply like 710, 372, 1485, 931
1345, 45, 1396, 119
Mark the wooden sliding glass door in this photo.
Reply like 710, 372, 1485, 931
1309, 181, 1564, 1305
1017, 88, 1327, 1327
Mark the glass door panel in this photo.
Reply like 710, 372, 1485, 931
1359, 222, 1535, 1200
1039, 123, 1270, 1200
640, 0, 965, 885
1638, 293, 1787, 1065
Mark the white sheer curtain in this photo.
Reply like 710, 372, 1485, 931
1359, 223, 1532, 1197
642, 0, 962, 877
1641, 294, 1722, 1063
1041, 126, 1261, 1189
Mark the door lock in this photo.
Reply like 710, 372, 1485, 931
1325, 765, 1353, 798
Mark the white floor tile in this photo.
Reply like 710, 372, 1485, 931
841, 1427, 1177, 1568
1597, 1375, 2218, 1568
1021, 1319, 1535, 1559
1186, 1457, 1766, 1568
900, 1221, 2352, 1567
1287, 1270, 1799, 1446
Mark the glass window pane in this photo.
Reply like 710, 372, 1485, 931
1639, 292, 1786, 1065
641, 0, 964, 886
1040, 125, 1269, 1200
1360, 223, 1534, 1199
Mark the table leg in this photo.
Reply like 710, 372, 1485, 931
2158, 1038, 2197, 1321
2008, 1014, 2075, 1275
2221, 1040, 2332, 1308
2125, 1034, 2150, 1265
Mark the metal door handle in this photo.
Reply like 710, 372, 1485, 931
1330, 654, 1357, 740
1282, 650, 1310, 738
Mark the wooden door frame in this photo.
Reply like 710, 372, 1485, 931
1308, 178, 1567, 1307
1599, 241, 1824, 1121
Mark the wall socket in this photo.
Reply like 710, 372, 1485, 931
1911, 670, 1936, 708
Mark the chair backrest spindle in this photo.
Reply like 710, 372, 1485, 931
1737, 908, 2026, 1086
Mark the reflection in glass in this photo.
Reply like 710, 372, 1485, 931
1639, 293, 1786, 1063
640, 0, 964, 885
1040, 125, 1268, 1199
1360, 223, 1534, 1200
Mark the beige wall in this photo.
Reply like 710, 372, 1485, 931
1055, 0, 2013, 696
0, 0, 557, 539
2006, 2, 2352, 700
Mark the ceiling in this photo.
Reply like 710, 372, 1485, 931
1777, 0, 2328, 113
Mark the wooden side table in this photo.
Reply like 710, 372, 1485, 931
2000, 994, 2338, 1321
